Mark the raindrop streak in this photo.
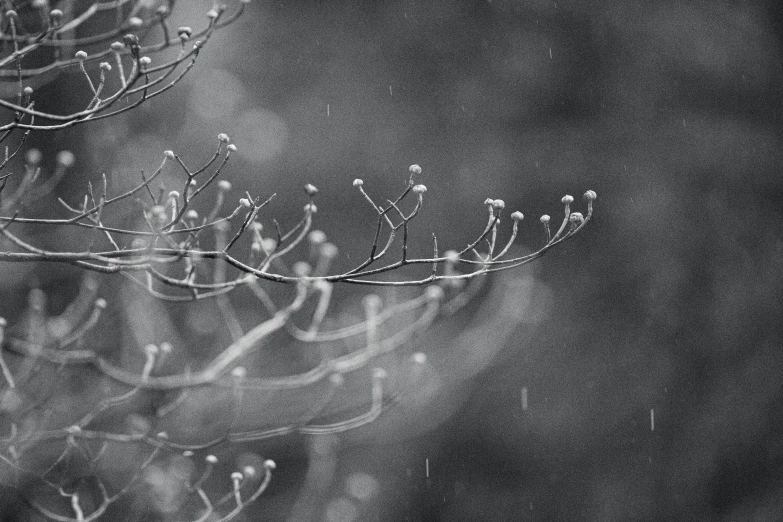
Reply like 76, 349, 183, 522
425, 458, 430, 478
389, 85, 393, 96
327, 103, 330, 117
521, 387, 528, 411
650, 408, 655, 431
549, 47, 552, 59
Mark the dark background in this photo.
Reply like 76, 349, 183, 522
4, 1, 783, 520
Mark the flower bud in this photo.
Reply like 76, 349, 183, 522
510, 211, 524, 221
99, 62, 112, 71
320, 242, 338, 259
569, 212, 584, 224
425, 285, 445, 301
239, 198, 252, 209
583, 190, 597, 201
304, 203, 317, 213
304, 183, 318, 196
128, 17, 143, 28
123, 34, 140, 57
151, 205, 166, 219
110, 41, 124, 52
353, 178, 363, 187
75, 50, 88, 61
56, 150, 75, 167
185, 210, 199, 220
561, 195, 574, 205
261, 238, 277, 252
491, 199, 505, 210
227, 144, 237, 152
409, 164, 422, 175
308, 230, 327, 244
292, 261, 312, 277
25, 149, 42, 166
412, 184, 427, 194
217, 133, 230, 143
362, 294, 382, 312
163, 150, 175, 160
217, 180, 232, 191
411, 352, 427, 365
540, 214, 550, 224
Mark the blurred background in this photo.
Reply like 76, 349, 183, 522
4, 0, 783, 520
